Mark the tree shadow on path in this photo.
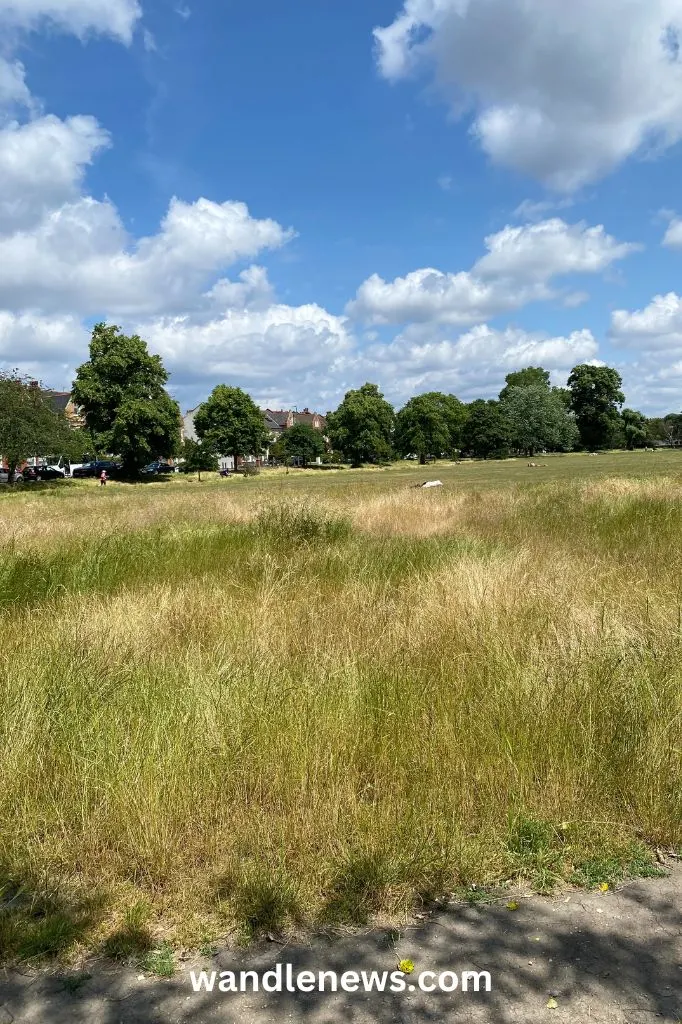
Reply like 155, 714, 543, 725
1, 866, 680, 1023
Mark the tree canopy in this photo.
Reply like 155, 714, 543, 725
394, 392, 466, 464
621, 408, 649, 450
0, 371, 73, 480
461, 400, 511, 459
193, 385, 269, 467
72, 323, 180, 476
499, 366, 551, 402
181, 437, 218, 479
501, 384, 579, 455
276, 423, 326, 467
326, 383, 395, 466
567, 364, 625, 450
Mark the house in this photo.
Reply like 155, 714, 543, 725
180, 403, 328, 469
181, 407, 199, 442
44, 391, 84, 428
293, 408, 327, 432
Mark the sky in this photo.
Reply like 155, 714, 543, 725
1, 0, 682, 416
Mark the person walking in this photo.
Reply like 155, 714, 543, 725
100, 469, 107, 487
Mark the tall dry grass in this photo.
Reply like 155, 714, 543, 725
0, 467, 680, 961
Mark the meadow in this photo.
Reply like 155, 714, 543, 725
0, 452, 681, 966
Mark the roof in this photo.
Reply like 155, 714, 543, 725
294, 411, 327, 429
44, 391, 72, 414
263, 411, 284, 432
264, 409, 291, 428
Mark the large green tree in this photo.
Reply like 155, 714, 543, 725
72, 323, 180, 476
0, 371, 73, 482
567, 364, 625, 450
501, 384, 579, 455
276, 423, 326, 467
394, 392, 466, 464
461, 400, 511, 459
621, 409, 649, 450
498, 366, 551, 402
326, 383, 394, 467
181, 437, 218, 480
193, 385, 269, 469
647, 413, 682, 445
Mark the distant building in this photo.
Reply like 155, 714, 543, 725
43, 390, 85, 428
181, 407, 199, 442
181, 403, 328, 467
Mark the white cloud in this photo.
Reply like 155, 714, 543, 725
139, 303, 354, 407
203, 266, 275, 312
361, 323, 598, 402
0, 196, 293, 316
0, 58, 32, 115
611, 292, 682, 351
374, 0, 682, 190
0, 114, 110, 231
437, 174, 453, 191
0, 310, 88, 363
663, 217, 682, 247
0, 0, 141, 43
348, 218, 637, 325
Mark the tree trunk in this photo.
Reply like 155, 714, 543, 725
7, 459, 17, 486
419, 454, 426, 466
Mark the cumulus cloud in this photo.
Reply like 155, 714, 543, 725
0, 309, 87, 358
662, 217, 682, 247
374, 0, 682, 190
0, 114, 110, 231
610, 293, 682, 351
0, 58, 32, 115
0, 196, 293, 316
360, 323, 598, 402
348, 218, 637, 325
0, 0, 141, 43
138, 303, 354, 407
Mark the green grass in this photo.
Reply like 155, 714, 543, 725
0, 456, 680, 962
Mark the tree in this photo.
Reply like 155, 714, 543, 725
181, 438, 218, 480
499, 366, 550, 402
326, 383, 394, 467
193, 385, 269, 469
647, 413, 682, 445
277, 423, 326, 467
501, 384, 579, 455
621, 409, 649, 450
394, 392, 466, 464
72, 323, 180, 476
0, 371, 73, 482
567, 364, 625, 450
461, 400, 511, 459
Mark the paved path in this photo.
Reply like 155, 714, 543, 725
1, 865, 680, 1023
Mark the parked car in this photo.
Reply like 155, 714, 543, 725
141, 461, 176, 475
0, 469, 23, 483
72, 460, 121, 478
22, 465, 67, 482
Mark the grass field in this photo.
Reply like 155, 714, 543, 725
1, 452, 681, 966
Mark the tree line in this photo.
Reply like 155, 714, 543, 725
2, 323, 681, 481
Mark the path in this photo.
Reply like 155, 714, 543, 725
1, 864, 680, 1023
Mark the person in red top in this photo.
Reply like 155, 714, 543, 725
100, 469, 107, 486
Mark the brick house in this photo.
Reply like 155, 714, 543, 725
181, 404, 328, 469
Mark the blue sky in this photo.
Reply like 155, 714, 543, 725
2, 0, 682, 414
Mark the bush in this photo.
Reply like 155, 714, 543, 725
253, 503, 352, 545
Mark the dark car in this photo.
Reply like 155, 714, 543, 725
142, 461, 176, 475
22, 465, 66, 481
72, 460, 121, 478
